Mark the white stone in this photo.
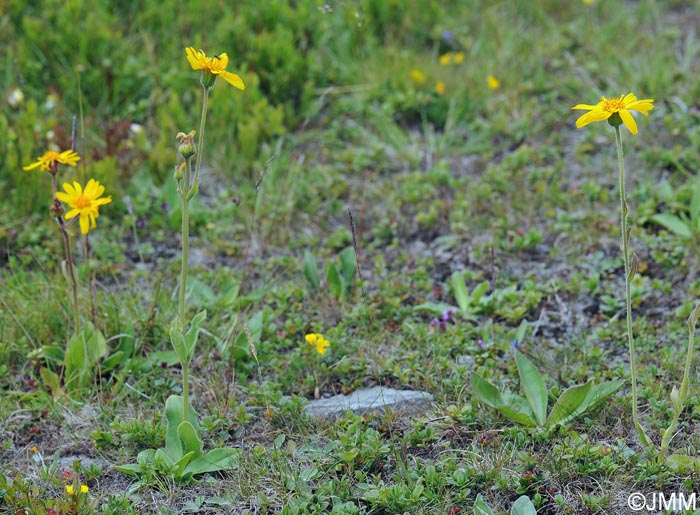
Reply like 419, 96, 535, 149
305, 386, 433, 418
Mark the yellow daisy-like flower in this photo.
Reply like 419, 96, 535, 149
185, 47, 245, 90
572, 93, 654, 135
305, 333, 330, 355
435, 81, 445, 95
65, 484, 89, 495
487, 75, 500, 90
55, 179, 112, 234
23, 149, 80, 173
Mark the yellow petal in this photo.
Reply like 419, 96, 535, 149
619, 109, 638, 135
72, 181, 83, 196
65, 209, 80, 219
62, 182, 77, 197
575, 109, 611, 128
185, 47, 205, 70
216, 52, 229, 69
23, 161, 42, 171
571, 103, 599, 111
59, 149, 80, 166
55, 191, 70, 203
84, 179, 98, 198
80, 214, 90, 234
622, 92, 638, 105
305, 334, 318, 345
219, 71, 245, 90
438, 53, 451, 66
626, 99, 654, 115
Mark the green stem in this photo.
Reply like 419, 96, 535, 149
178, 157, 195, 424
193, 86, 210, 191
615, 126, 650, 448
59, 222, 80, 335
178, 157, 192, 325
52, 173, 80, 335
84, 233, 97, 327
183, 364, 190, 425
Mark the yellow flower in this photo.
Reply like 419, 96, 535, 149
55, 179, 112, 234
65, 484, 88, 495
185, 47, 245, 90
572, 93, 654, 135
305, 333, 330, 355
23, 149, 80, 173
487, 75, 500, 90
438, 51, 464, 66
435, 81, 445, 95
410, 68, 427, 86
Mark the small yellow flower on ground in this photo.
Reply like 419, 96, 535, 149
65, 484, 89, 495
435, 81, 445, 95
23, 149, 80, 172
572, 93, 654, 135
56, 179, 112, 234
439, 51, 464, 66
185, 47, 245, 90
305, 333, 330, 355
487, 75, 500, 90
410, 68, 427, 86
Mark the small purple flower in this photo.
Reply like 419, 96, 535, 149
442, 30, 453, 41
442, 309, 455, 322
477, 339, 485, 348
161, 202, 170, 212
136, 219, 146, 229
510, 338, 519, 349
430, 317, 447, 331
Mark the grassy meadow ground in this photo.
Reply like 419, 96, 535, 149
3, 0, 700, 513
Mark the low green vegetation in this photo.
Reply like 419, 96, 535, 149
4, 1, 700, 514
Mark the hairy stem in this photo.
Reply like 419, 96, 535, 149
177, 157, 196, 424
615, 126, 650, 448
84, 233, 97, 327
52, 173, 80, 335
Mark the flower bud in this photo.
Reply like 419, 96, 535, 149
176, 130, 197, 159
174, 162, 185, 181
50, 197, 64, 217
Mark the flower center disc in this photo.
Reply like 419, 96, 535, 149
74, 195, 92, 209
603, 98, 625, 112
